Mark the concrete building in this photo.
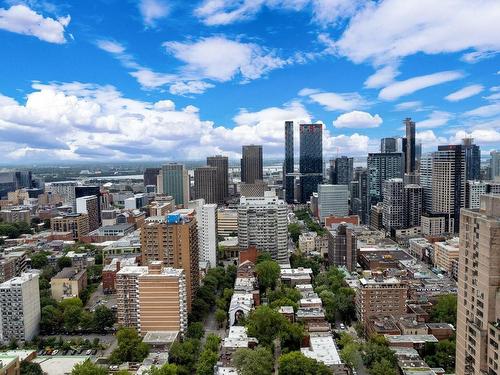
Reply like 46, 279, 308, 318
241, 145, 263, 184
491, 150, 500, 181
240, 180, 269, 197
462, 138, 481, 181
368, 152, 404, 206
351, 168, 369, 224
143, 168, 160, 188
420, 153, 433, 214
404, 184, 422, 229
300, 123, 323, 204
0, 208, 30, 223
217, 209, 238, 237
194, 166, 218, 204
76, 195, 99, 232
383, 178, 404, 232
188, 200, 217, 268
431, 145, 466, 232
50, 213, 90, 241
404, 118, 416, 174
116, 266, 148, 327
370, 202, 384, 230
207, 155, 229, 204
237, 191, 288, 264
381, 137, 398, 153
50, 267, 88, 301
330, 156, 353, 185
433, 237, 459, 274
421, 213, 453, 236
327, 223, 357, 271
466, 180, 487, 209
159, 164, 189, 207
456, 195, 500, 375
0, 272, 40, 343
140, 213, 199, 311
137, 262, 188, 335
355, 276, 407, 324
317, 184, 349, 222
299, 232, 317, 254
46, 181, 77, 209
0, 251, 27, 283
124, 193, 148, 210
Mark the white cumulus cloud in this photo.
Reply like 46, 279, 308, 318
332, 111, 382, 129
0, 4, 70, 44
138, 0, 169, 27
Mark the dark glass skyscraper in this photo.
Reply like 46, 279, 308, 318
299, 123, 323, 203
194, 166, 217, 204
380, 137, 398, 153
331, 156, 353, 185
462, 138, 481, 181
367, 152, 404, 206
404, 117, 416, 174
143, 168, 160, 187
207, 155, 229, 204
241, 145, 263, 184
283, 121, 294, 203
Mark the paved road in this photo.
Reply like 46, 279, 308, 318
202, 309, 226, 344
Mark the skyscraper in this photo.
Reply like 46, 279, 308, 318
317, 184, 349, 222
456, 195, 500, 375
431, 145, 466, 232
382, 178, 404, 232
404, 184, 422, 228
380, 137, 398, 153
462, 138, 481, 181
207, 155, 229, 204
491, 150, 500, 180
194, 166, 217, 204
404, 118, 416, 174
283, 121, 294, 204
331, 156, 353, 185
241, 145, 263, 184
188, 199, 217, 268
161, 163, 190, 206
367, 152, 404, 206
351, 168, 369, 224
76, 195, 100, 232
420, 153, 433, 213
237, 191, 288, 264
299, 123, 323, 203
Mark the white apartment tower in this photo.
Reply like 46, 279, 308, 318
237, 191, 289, 264
0, 272, 40, 343
382, 178, 404, 232
188, 199, 218, 268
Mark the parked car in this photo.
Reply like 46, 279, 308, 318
52, 350, 59, 356
85, 349, 92, 355
339, 323, 346, 330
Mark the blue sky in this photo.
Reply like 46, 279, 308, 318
0, 0, 499, 163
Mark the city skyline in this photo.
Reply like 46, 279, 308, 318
0, 1, 499, 163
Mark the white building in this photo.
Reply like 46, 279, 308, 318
382, 178, 404, 232
124, 193, 148, 210
317, 184, 349, 222
46, 181, 77, 209
298, 232, 317, 253
237, 191, 289, 264
466, 180, 487, 209
228, 293, 254, 326
301, 334, 342, 367
0, 272, 40, 343
217, 209, 238, 237
188, 199, 217, 268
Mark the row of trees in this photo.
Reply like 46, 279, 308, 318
0, 221, 32, 239
314, 267, 356, 323
294, 209, 326, 236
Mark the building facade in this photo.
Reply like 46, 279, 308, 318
367, 152, 403, 206
299, 123, 323, 204
317, 184, 349, 222
283, 121, 295, 204
194, 166, 217, 204
241, 145, 263, 184
160, 164, 190, 207
207, 155, 229, 204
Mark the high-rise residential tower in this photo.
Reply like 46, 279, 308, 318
188, 199, 217, 268
143, 168, 160, 188
327, 223, 357, 272
404, 184, 422, 228
194, 166, 217, 204
161, 163, 190, 207
462, 138, 481, 181
237, 191, 288, 264
299, 123, 323, 203
241, 145, 263, 184
283, 121, 295, 204
331, 156, 353, 185
404, 118, 416, 174
317, 184, 349, 222
491, 150, 500, 180
380, 137, 398, 153
382, 178, 405, 232
456, 195, 500, 375
367, 152, 404, 206
207, 155, 229, 204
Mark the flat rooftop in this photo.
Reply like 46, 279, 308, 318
301, 334, 342, 366
33, 356, 91, 375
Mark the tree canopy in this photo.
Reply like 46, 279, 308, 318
255, 260, 281, 291
430, 294, 457, 324
71, 360, 107, 375
109, 328, 150, 365
234, 347, 274, 375
278, 351, 332, 375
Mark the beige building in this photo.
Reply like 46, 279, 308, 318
116, 266, 148, 328
299, 232, 317, 253
51, 213, 90, 240
0, 208, 31, 224
433, 237, 459, 274
137, 262, 187, 334
50, 267, 87, 301
456, 195, 500, 375
355, 276, 408, 325
140, 213, 199, 311
217, 208, 238, 237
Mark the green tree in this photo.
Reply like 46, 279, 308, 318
186, 322, 205, 340
340, 342, 362, 368
196, 350, 218, 375
288, 223, 301, 243
256, 252, 273, 264
30, 252, 48, 269
40, 305, 63, 334
148, 364, 180, 375
63, 305, 83, 333
430, 294, 457, 324
246, 305, 288, 347
278, 351, 332, 374
204, 334, 221, 352
57, 256, 72, 270
269, 297, 298, 312
71, 360, 107, 375
369, 359, 398, 375
255, 260, 281, 291
424, 339, 456, 373
280, 322, 304, 353
109, 328, 150, 364
362, 337, 397, 369
290, 253, 322, 276
93, 305, 116, 332
168, 339, 200, 374
215, 309, 227, 328
234, 347, 274, 375
20, 361, 44, 375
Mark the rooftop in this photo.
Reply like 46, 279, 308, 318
385, 335, 439, 344
142, 331, 179, 345
301, 334, 342, 366
52, 267, 86, 280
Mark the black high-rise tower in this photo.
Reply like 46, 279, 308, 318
283, 121, 294, 203
299, 123, 323, 203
